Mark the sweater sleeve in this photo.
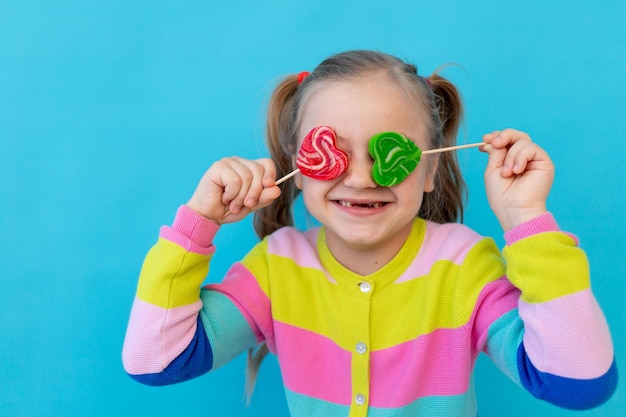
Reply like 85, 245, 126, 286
121, 205, 257, 385
486, 213, 617, 409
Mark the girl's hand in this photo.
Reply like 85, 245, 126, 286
186, 157, 281, 225
481, 129, 555, 231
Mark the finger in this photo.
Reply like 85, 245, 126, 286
500, 133, 533, 176
485, 144, 508, 175
490, 128, 531, 149
254, 158, 278, 187
255, 185, 282, 210
241, 159, 279, 211
223, 158, 266, 213
510, 142, 552, 175
478, 143, 494, 154
481, 130, 502, 146
508, 142, 537, 175
213, 158, 246, 210
484, 129, 532, 176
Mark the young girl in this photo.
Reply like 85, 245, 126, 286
122, 50, 617, 416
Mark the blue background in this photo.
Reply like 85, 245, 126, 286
1, 1, 624, 416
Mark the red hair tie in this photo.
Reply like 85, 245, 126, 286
297, 71, 311, 84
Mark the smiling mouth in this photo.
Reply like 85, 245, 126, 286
337, 200, 387, 209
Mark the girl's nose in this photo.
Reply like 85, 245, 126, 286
343, 154, 377, 189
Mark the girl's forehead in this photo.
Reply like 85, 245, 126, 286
298, 79, 428, 145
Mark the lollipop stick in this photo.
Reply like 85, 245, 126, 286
422, 142, 485, 155
274, 168, 300, 186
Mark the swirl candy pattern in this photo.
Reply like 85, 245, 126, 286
368, 131, 422, 187
296, 126, 349, 181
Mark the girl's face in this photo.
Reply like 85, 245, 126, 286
295, 74, 438, 271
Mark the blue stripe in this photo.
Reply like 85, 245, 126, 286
285, 385, 479, 416
516, 344, 618, 409
484, 308, 524, 385
128, 316, 213, 386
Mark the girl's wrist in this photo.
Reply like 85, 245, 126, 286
174, 205, 220, 247
496, 206, 548, 232
185, 199, 223, 226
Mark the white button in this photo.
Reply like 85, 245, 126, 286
355, 394, 366, 405
358, 282, 372, 293
356, 342, 367, 354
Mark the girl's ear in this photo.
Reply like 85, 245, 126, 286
294, 173, 303, 189
423, 155, 439, 193
292, 156, 303, 189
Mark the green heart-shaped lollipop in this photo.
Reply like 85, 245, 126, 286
368, 132, 422, 187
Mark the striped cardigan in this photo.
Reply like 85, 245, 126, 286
123, 205, 617, 416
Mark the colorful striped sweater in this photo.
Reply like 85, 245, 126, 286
122, 205, 617, 416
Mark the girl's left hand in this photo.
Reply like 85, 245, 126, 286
481, 129, 555, 231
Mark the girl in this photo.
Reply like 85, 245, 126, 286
122, 50, 617, 416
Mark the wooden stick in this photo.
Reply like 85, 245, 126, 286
273, 142, 484, 186
274, 168, 300, 186
421, 142, 485, 154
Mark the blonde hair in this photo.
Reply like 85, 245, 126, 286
245, 49, 466, 403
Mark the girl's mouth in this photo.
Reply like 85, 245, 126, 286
336, 200, 387, 209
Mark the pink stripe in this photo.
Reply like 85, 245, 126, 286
122, 297, 201, 374
157, 205, 220, 255
396, 222, 480, 283
370, 327, 471, 406
274, 321, 352, 405
160, 226, 216, 255
504, 212, 559, 244
369, 278, 517, 407
472, 277, 520, 351
519, 289, 614, 379
271, 278, 519, 408
275, 322, 477, 407
206, 263, 275, 351
266, 227, 337, 284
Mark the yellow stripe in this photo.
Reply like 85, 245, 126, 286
372, 246, 504, 350
239, 238, 271, 297
136, 238, 210, 308
242, 237, 505, 351
503, 231, 590, 303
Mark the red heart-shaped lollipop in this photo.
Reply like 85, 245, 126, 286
296, 126, 348, 181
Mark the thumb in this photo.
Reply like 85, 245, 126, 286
483, 144, 508, 176
254, 185, 282, 210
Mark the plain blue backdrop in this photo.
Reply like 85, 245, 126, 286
1, 1, 624, 416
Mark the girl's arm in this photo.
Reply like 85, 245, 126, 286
122, 157, 281, 384
479, 131, 617, 408
481, 215, 617, 409
505, 215, 617, 409
122, 205, 219, 384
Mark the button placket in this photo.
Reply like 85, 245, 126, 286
351, 280, 372, 414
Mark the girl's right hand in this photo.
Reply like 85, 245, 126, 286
186, 157, 281, 225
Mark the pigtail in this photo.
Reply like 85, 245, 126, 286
418, 73, 467, 223
246, 74, 301, 405
243, 343, 270, 406
253, 75, 301, 239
